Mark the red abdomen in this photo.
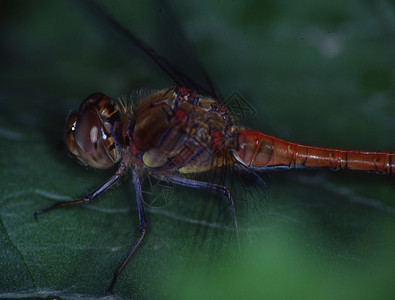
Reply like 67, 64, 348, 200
234, 130, 394, 174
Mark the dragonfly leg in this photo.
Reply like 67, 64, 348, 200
107, 168, 147, 293
33, 158, 129, 220
164, 175, 240, 251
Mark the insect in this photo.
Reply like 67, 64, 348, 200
34, 0, 394, 294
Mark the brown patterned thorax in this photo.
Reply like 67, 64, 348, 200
127, 88, 240, 173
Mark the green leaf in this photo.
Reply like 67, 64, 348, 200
1, 0, 395, 299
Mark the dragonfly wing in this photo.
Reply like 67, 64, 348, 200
81, 0, 223, 101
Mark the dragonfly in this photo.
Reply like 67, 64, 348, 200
34, 0, 395, 293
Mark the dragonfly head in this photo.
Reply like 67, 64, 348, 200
65, 93, 122, 169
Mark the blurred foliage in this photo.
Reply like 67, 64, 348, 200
1, 0, 395, 299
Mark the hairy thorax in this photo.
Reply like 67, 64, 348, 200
127, 88, 239, 174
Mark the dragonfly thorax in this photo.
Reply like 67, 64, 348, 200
128, 88, 239, 173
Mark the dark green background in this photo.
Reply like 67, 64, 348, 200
1, 0, 395, 299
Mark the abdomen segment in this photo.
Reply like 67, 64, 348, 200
234, 130, 394, 174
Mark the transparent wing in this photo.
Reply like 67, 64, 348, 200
80, 0, 223, 101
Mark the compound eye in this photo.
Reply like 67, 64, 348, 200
66, 109, 116, 169
65, 92, 121, 169
74, 110, 101, 153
